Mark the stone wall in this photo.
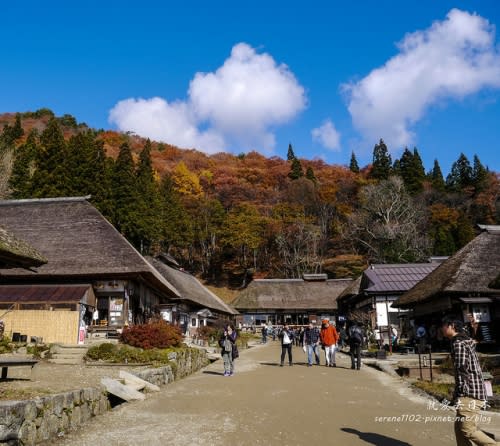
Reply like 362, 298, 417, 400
0, 348, 209, 445
0, 387, 108, 445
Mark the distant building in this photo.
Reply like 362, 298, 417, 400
231, 274, 352, 326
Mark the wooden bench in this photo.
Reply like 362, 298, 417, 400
0, 358, 38, 379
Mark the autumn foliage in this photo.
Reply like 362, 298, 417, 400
120, 321, 184, 349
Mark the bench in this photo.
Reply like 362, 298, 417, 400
0, 358, 38, 379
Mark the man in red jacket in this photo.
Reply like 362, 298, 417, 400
320, 319, 339, 367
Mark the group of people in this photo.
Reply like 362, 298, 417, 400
276, 320, 364, 370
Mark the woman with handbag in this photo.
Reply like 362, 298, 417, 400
219, 324, 237, 376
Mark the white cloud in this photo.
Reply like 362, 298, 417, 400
109, 43, 306, 154
108, 97, 225, 154
311, 119, 341, 151
343, 8, 500, 151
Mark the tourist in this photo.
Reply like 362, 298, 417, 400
415, 322, 427, 353
466, 313, 483, 344
261, 323, 268, 344
441, 315, 497, 446
348, 321, 363, 370
278, 324, 294, 366
320, 319, 339, 367
304, 322, 321, 366
219, 324, 237, 376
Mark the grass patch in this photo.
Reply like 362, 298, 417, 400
412, 380, 454, 402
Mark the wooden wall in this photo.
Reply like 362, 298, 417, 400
2, 310, 80, 344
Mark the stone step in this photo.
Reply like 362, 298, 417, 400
52, 345, 89, 354
47, 358, 84, 365
51, 353, 86, 360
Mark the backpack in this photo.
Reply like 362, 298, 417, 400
350, 327, 363, 344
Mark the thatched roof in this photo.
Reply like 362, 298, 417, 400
0, 197, 179, 298
337, 276, 362, 300
146, 257, 238, 315
231, 278, 353, 311
394, 228, 500, 308
0, 225, 47, 268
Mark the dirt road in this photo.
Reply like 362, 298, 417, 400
51, 342, 492, 445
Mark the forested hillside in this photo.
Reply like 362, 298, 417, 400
1, 110, 498, 287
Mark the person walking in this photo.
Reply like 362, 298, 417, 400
304, 322, 321, 366
320, 319, 339, 367
278, 324, 294, 366
441, 315, 498, 446
261, 324, 268, 344
219, 324, 237, 376
348, 321, 363, 370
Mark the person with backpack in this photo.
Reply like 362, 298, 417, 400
348, 321, 364, 370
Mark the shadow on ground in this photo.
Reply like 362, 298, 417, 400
341, 428, 412, 446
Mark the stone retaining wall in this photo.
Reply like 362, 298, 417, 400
0, 348, 209, 445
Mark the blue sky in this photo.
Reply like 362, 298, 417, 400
1, 1, 500, 174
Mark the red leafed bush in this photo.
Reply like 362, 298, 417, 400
120, 321, 183, 349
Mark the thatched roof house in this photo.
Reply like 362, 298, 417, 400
394, 227, 500, 309
147, 256, 237, 316
232, 275, 352, 325
393, 226, 500, 346
0, 225, 47, 269
0, 197, 178, 297
0, 197, 184, 342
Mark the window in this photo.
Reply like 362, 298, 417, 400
191, 318, 197, 327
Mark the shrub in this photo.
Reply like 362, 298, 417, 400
120, 321, 183, 349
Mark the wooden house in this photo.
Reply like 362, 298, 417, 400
146, 255, 238, 335
231, 274, 352, 326
0, 197, 181, 343
393, 225, 500, 348
337, 262, 441, 342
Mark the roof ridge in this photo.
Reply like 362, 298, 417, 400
0, 196, 91, 206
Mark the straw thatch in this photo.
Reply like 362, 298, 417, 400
231, 278, 352, 311
0, 225, 47, 268
0, 197, 179, 298
394, 228, 500, 308
146, 257, 238, 315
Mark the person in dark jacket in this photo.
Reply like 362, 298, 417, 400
441, 316, 496, 446
348, 322, 363, 370
219, 324, 237, 376
304, 322, 321, 366
278, 324, 294, 366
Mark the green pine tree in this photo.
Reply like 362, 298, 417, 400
370, 139, 392, 180
446, 153, 473, 193
109, 142, 141, 246
305, 166, 317, 183
135, 139, 164, 253
349, 152, 360, 173
30, 118, 69, 197
429, 159, 446, 191
288, 157, 304, 180
287, 143, 295, 161
8, 130, 38, 198
471, 154, 488, 194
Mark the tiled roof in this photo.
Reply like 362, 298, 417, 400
363, 263, 440, 293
